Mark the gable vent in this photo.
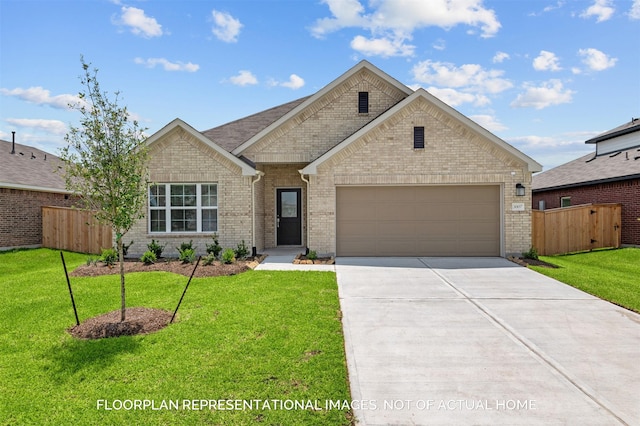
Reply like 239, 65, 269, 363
358, 92, 369, 114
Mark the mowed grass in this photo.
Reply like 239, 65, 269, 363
0, 249, 352, 425
530, 248, 640, 313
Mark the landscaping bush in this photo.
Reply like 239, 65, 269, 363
140, 250, 157, 265
202, 252, 217, 266
206, 234, 222, 258
177, 240, 195, 263
234, 240, 250, 260
147, 239, 166, 258
179, 248, 196, 264
307, 250, 318, 261
523, 246, 539, 260
221, 248, 236, 264
100, 248, 118, 266
121, 240, 134, 257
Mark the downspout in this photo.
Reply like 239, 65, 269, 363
251, 171, 265, 257
298, 170, 310, 255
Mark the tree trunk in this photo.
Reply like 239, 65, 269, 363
118, 236, 126, 322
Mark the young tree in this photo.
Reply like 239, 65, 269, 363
61, 57, 149, 322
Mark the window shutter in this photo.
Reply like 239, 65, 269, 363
414, 126, 425, 149
358, 92, 369, 113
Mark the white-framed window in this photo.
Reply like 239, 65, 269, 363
560, 196, 571, 208
149, 183, 218, 233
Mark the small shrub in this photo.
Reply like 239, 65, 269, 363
206, 234, 222, 258
140, 250, 157, 265
147, 239, 166, 258
234, 240, 250, 260
179, 248, 196, 264
100, 248, 118, 266
86, 256, 96, 266
307, 250, 318, 261
177, 240, 194, 253
203, 253, 217, 266
523, 246, 539, 260
177, 240, 195, 263
221, 248, 236, 264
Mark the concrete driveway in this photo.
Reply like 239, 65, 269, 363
336, 257, 640, 425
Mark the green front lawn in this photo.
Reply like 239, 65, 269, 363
530, 248, 640, 313
0, 249, 352, 425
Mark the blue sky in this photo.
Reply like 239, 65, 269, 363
1, 0, 639, 171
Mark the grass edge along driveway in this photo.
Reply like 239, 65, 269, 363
530, 247, 640, 314
0, 249, 352, 425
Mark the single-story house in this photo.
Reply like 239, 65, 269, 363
126, 60, 541, 258
532, 118, 640, 246
0, 134, 75, 250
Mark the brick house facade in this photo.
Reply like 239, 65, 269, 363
533, 118, 640, 246
126, 61, 541, 258
0, 138, 75, 250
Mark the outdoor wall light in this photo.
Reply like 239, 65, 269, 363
515, 183, 525, 197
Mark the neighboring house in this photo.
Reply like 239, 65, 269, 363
126, 61, 541, 258
0, 135, 75, 250
532, 118, 640, 246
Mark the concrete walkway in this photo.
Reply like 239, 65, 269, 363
254, 247, 336, 271
336, 257, 640, 425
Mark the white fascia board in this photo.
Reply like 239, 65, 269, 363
0, 181, 73, 194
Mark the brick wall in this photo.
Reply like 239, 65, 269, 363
0, 188, 75, 249
126, 127, 255, 258
242, 68, 408, 164
533, 178, 640, 245
308, 96, 533, 256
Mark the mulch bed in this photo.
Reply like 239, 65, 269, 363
68, 307, 173, 340
70, 256, 265, 278
508, 256, 558, 268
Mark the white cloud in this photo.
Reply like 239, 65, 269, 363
117, 6, 163, 38
578, 48, 617, 71
311, 0, 501, 57
580, 0, 615, 22
0, 86, 82, 109
412, 60, 512, 94
350, 34, 415, 57
510, 80, 574, 109
533, 50, 562, 71
229, 70, 258, 86
493, 51, 510, 63
134, 57, 199, 72
470, 114, 507, 132
271, 74, 305, 90
211, 10, 242, 42
425, 87, 490, 107
630, 0, 640, 19
5, 118, 68, 135
432, 39, 446, 51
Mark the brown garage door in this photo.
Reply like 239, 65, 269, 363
336, 186, 500, 256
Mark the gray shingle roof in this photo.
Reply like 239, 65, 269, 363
201, 96, 311, 152
532, 148, 640, 191
0, 139, 68, 192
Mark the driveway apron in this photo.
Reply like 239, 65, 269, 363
335, 257, 640, 425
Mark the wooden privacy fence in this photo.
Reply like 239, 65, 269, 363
42, 206, 112, 254
532, 203, 621, 256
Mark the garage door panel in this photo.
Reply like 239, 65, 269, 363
336, 186, 501, 256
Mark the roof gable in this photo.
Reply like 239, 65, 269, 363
231, 60, 413, 157
301, 88, 542, 175
145, 118, 257, 176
